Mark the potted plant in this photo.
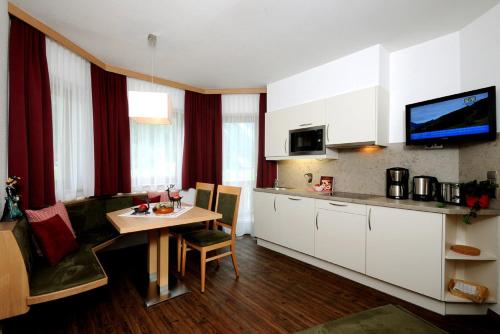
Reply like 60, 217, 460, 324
462, 180, 498, 224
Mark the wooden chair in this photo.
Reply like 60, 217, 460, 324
170, 182, 214, 272
181, 185, 241, 292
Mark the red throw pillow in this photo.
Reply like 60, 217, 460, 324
30, 214, 79, 266
25, 202, 76, 237
133, 195, 161, 206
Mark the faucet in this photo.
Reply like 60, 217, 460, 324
273, 178, 280, 190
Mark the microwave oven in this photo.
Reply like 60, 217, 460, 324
289, 125, 326, 156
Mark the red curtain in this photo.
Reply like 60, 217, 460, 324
256, 93, 277, 188
8, 17, 55, 209
182, 91, 222, 189
90, 64, 131, 196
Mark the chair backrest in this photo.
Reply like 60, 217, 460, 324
195, 182, 215, 210
214, 185, 241, 238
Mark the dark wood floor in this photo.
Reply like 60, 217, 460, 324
3, 236, 499, 333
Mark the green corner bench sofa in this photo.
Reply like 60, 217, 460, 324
0, 193, 147, 320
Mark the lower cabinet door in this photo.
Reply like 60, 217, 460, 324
315, 209, 366, 273
366, 206, 443, 299
276, 195, 315, 255
253, 192, 280, 244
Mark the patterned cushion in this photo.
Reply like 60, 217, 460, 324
148, 191, 169, 202
25, 202, 76, 237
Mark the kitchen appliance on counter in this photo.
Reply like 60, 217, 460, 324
438, 182, 463, 205
412, 176, 439, 201
386, 167, 409, 199
289, 125, 325, 156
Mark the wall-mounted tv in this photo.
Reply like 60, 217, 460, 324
406, 86, 496, 145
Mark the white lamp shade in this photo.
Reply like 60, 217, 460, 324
128, 91, 171, 124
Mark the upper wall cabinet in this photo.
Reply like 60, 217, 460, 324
265, 111, 290, 158
325, 86, 389, 147
286, 99, 325, 130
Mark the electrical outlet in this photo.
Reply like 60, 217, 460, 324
487, 171, 497, 198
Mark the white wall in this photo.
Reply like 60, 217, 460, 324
389, 32, 461, 143
0, 0, 8, 199
460, 3, 500, 131
267, 45, 389, 112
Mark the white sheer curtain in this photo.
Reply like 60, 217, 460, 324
46, 38, 95, 201
222, 94, 259, 236
127, 78, 185, 192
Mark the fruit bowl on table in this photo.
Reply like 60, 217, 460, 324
153, 202, 174, 215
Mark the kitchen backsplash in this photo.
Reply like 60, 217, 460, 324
278, 138, 500, 209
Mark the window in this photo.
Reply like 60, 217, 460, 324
127, 78, 185, 191
46, 38, 94, 201
222, 94, 259, 236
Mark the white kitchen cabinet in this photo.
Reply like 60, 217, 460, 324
253, 191, 281, 244
315, 202, 367, 273
265, 111, 289, 158
325, 86, 388, 147
254, 192, 315, 255
276, 195, 315, 255
286, 99, 325, 130
366, 206, 443, 299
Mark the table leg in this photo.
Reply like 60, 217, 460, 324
147, 230, 158, 281
144, 227, 190, 307
158, 227, 169, 293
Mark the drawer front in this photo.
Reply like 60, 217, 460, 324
315, 199, 366, 215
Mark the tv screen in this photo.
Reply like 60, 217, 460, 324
406, 86, 496, 145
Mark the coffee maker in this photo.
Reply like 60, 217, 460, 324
386, 167, 409, 199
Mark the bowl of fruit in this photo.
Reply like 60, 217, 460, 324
153, 202, 174, 215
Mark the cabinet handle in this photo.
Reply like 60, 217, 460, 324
284, 138, 288, 153
368, 208, 372, 231
288, 197, 301, 201
299, 123, 313, 127
329, 202, 347, 207
273, 197, 276, 212
327, 124, 330, 142
315, 212, 319, 230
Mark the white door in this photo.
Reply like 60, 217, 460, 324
325, 87, 376, 145
253, 192, 280, 244
276, 195, 315, 255
366, 206, 443, 299
265, 111, 289, 157
315, 209, 366, 273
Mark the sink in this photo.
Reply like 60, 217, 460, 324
263, 187, 293, 191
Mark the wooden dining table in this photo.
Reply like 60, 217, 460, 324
107, 205, 222, 307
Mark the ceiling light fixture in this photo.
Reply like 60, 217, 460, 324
128, 33, 172, 125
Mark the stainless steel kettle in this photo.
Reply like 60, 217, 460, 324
412, 176, 438, 201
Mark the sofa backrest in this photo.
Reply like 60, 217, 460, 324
12, 217, 35, 278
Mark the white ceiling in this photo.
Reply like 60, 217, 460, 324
11, 0, 500, 88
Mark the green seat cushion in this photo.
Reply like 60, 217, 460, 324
195, 189, 211, 209
78, 225, 119, 247
169, 222, 206, 235
12, 216, 35, 277
30, 247, 105, 296
217, 193, 238, 226
65, 199, 106, 234
105, 196, 134, 213
183, 230, 231, 247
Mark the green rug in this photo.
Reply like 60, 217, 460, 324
295, 304, 447, 334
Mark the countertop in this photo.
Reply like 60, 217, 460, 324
254, 188, 500, 216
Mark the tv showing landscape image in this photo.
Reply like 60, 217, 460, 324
409, 92, 490, 141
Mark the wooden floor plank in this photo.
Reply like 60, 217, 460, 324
3, 236, 499, 333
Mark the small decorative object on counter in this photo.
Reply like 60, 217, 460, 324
1, 176, 23, 222
450, 244, 481, 256
448, 278, 489, 303
320, 176, 334, 192
462, 180, 498, 224
304, 173, 313, 184
167, 184, 183, 208
132, 199, 150, 215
